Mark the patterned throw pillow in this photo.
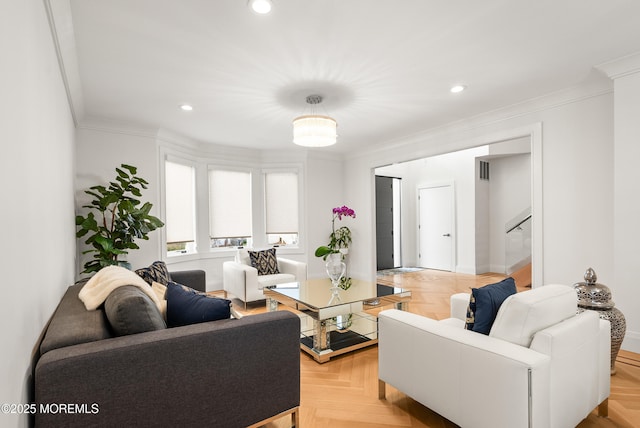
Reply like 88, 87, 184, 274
248, 248, 280, 276
135, 261, 171, 285
464, 294, 476, 330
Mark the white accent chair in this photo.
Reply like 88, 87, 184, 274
223, 249, 307, 307
378, 284, 610, 428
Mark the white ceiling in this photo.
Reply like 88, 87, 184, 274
63, 0, 640, 154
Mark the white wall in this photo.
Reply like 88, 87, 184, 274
539, 94, 614, 284
0, 1, 76, 426
607, 57, 640, 353
305, 155, 346, 279
488, 153, 531, 272
475, 159, 491, 273
345, 75, 619, 340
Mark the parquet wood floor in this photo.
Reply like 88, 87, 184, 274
229, 269, 640, 427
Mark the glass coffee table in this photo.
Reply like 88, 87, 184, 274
263, 278, 411, 363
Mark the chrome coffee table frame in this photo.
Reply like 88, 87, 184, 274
263, 279, 411, 363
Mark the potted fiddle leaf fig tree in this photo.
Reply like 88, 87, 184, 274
75, 164, 164, 274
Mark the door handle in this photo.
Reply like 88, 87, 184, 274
442, 233, 451, 237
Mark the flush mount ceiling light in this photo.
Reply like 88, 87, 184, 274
292, 95, 338, 147
180, 104, 193, 111
450, 85, 466, 93
248, 0, 272, 14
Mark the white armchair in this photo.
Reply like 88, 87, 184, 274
223, 249, 307, 307
378, 284, 610, 428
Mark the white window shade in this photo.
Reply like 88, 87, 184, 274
209, 170, 252, 238
165, 161, 195, 243
265, 172, 298, 234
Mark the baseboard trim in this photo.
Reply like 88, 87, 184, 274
622, 330, 640, 354
455, 265, 477, 274
490, 264, 506, 274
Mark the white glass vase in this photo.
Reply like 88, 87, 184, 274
325, 253, 346, 305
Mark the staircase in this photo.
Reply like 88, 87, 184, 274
511, 262, 532, 288
505, 207, 532, 287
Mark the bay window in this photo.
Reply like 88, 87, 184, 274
264, 171, 299, 246
165, 160, 196, 255
162, 150, 303, 257
209, 169, 253, 248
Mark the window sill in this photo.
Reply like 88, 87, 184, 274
164, 252, 201, 265
164, 246, 305, 265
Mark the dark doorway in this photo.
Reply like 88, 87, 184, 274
376, 175, 401, 270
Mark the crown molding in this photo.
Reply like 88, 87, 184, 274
79, 117, 344, 165
156, 128, 203, 150
44, 0, 84, 126
157, 128, 265, 164
260, 149, 308, 164
77, 116, 157, 139
596, 50, 640, 79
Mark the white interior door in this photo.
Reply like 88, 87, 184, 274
418, 185, 454, 271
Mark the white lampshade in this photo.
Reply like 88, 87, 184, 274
292, 114, 337, 147
292, 95, 338, 147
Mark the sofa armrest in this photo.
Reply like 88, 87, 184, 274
450, 292, 470, 321
378, 309, 550, 428
278, 257, 307, 281
35, 311, 300, 427
529, 311, 610, 426
598, 318, 612, 401
223, 261, 261, 302
170, 269, 206, 292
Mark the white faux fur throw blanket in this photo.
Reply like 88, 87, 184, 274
78, 265, 162, 311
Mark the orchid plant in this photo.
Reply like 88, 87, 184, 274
315, 205, 356, 290
315, 205, 356, 258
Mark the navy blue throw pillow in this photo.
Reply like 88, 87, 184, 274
469, 277, 517, 335
165, 281, 231, 327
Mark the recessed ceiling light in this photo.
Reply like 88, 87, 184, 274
249, 0, 272, 14
450, 85, 466, 93
180, 104, 193, 111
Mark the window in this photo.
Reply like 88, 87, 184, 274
209, 169, 252, 248
265, 171, 299, 246
165, 161, 196, 255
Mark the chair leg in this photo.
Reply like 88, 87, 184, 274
378, 379, 386, 399
247, 407, 299, 428
291, 407, 299, 427
598, 398, 609, 417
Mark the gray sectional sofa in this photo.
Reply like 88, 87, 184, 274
34, 270, 300, 427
